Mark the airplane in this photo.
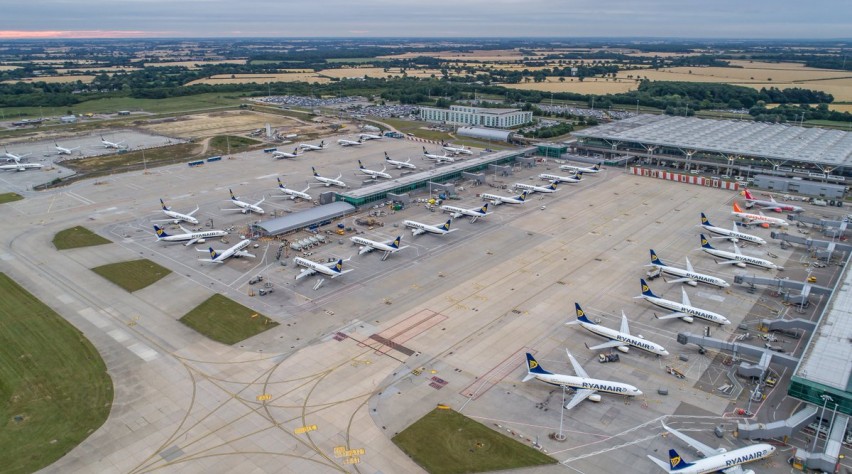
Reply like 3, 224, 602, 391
3, 147, 30, 162
422, 146, 455, 163
298, 140, 326, 152
0, 162, 42, 171
442, 141, 473, 156
514, 181, 559, 194
224, 189, 265, 214
384, 152, 417, 170
539, 172, 583, 184
647, 421, 775, 474
337, 137, 364, 147
312, 167, 347, 188
567, 303, 669, 356
480, 190, 530, 205
54, 142, 80, 155
743, 188, 804, 213
699, 213, 766, 245
155, 198, 199, 225
293, 257, 353, 280
276, 178, 312, 201
636, 279, 731, 325
100, 136, 125, 149
357, 160, 392, 180
732, 202, 788, 227
699, 234, 779, 270
197, 239, 255, 263
272, 147, 303, 159
523, 351, 643, 409
153, 225, 227, 246
404, 218, 456, 236
359, 133, 383, 141
648, 250, 730, 288
350, 235, 409, 260
560, 162, 601, 174
440, 202, 491, 223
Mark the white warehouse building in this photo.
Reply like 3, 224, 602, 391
420, 105, 532, 128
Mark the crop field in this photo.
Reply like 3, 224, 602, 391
2, 75, 95, 84
53, 226, 111, 250
381, 49, 528, 61
140, 110, 308, 138
0, 65, 21, 70
318, 67, 442, 79
503, 77, 638, 94
56, 66, 141, 74
0, 272, 112, 474
143, 59, 247, 68
186, 73, 329, 85
90, 259, 172, 292
829, 103, 852, 112
179, 294, 279, 345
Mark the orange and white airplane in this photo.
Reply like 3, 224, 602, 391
743, 189, 804, 213
732, 202, 788, 227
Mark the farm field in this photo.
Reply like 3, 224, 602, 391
0, 92, 249, 118
3, 75, 95, 84
186, 72, 329, 85
140, 110, 313, 138
380, 49, 528, 61
317, 67, 442, 79
143, 59, 247, 68
503, 78, 638, 94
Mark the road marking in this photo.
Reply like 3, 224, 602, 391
255, 173, 278, 180
78, 307, 110, 328
56, 294, 75, 304
108, 329, 130, 343
127, 343, 159, 361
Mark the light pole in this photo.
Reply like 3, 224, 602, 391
556, 385, 567, 441
811, 394, 833, 453
826, 401, 839, 452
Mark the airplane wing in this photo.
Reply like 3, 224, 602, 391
716, 259, 742, 266
646, 454, 671, 473
295, 268, 317, 280
655, 311, 688, 320
329, 269, 353, 278
564, 389, 597, 410
732, 243, 742, 255
664, 277, 694, 285
411, 228, 425, 236
587, 340, 625, 351
680, 287, 692, 307
185, 238, 199, 246
722, 467, 746, 474
565, 350, 589, 378
197, 258, 224, 263
358, 246, 375, 255
661, 422, 722, 458
187, 206, 199, 216
234, 251, 255, 258
685, 256, 695, 273
620, 311, 630, 334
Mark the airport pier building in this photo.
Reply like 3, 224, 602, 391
420, 105, 532, 128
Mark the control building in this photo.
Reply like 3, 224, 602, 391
420, 105, 532, 128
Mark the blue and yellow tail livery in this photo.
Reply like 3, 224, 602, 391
575, 303, 593, 324
358, 160, 365, 169
700, 234, 714, 249
277, 177, 285, 188
700, 212, 712, 227
312, 166, 320, 176
649, 249, 666, 267
477, 203, 489, 214
524, 353, 551, 377
640, 278, 658, 298
441, 220, 452, 231
592, 163, 600, 171
668, 449, 693, 471
208, 248, 219, 260
229, 189, 238, 200
333, 259, 344, 273
390, 236, 401, 249
160, 198, 170, 210
547, 182, 558, 191
518, 191, 529, 202
153, 225, 169, 238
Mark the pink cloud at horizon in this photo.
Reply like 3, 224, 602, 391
0, 30, 168, 39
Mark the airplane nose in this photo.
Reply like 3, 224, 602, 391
634, 389, 643, 396
660, 350, 670, 356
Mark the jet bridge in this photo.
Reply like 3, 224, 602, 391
793, 413, 849, 472
734, 274, 833, 297
676, 332, 800, 371
788, 213, 849, 231
737, 404, 818, 440
771, 231, 852, 261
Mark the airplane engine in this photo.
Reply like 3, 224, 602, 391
736, 262, 747, 268
682, 316, 694, 323
742, 470, 755, 474
241, 209, 249, 214
588, 394, 602, 403
686, 280, 698, 287
197, 239, 206, 244
172, 219, 180, 224
617, 346, 630, 354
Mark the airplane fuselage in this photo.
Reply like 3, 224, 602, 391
578, 322, 668, 356
0, 163, 42, 171
210, 240, 252, 262
359, 167, 392, 179
279, 188, 312, 200
642, 295, 731, 325
651, 264, 730, 288
539, 173, 581, 183
480, 193, 525, 205
733, 210, 788, 227
560, 164, 600, 174
701, 224, 766, 245
338, 140, 362, 147
351, 236, 396, 253
404, 220, 451, 236
164, 210, 199, 225
293, 257, 347, 278
531, 372, 641, 397
440, 205, 487, 220
702, 248, 778, 270
443, 145, 472, 155
658, 445, 775, 474
386, 158, 416, 169
231, 200, 264, 214
514, 182, 557, 194
159, 230, 227, 243
314, 176, 346, 187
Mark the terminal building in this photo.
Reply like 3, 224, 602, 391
419, 105, 532, 128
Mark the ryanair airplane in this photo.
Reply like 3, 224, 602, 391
648, 421, 775, 473
567, 303, 669, 356
636, 279, 731, 326
699, 234, 780, 270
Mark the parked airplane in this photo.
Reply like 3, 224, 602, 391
648, 250, 730, 288
440, 202, 491, 223
0, 162, 43, 171
699, 235, 779, 270
480, 190, 530, 205
404, 218, 456, 236
312, 167, 347, 187
359, 133, 383, 141
338, 137, 364, 147
384, 152, 417, 170
197, 239, 255, 263
699, 213, 766, 245
560, 162, 601, 174
153, 225, 227, 246
357, 160, 392, 179
155, 198, 199, 225
298, 140, 326, 152
276, 178, 312, 201
743, 189, 803, 213
568, 303, 669, 356
272, 147, 303, 159
636, 279, 731, 325
3, 147, 30, 162
732, 202, 789, 227
647, 421, 775, 474
224, 189, 265, 214
539, 172, 582, 184
514, 181, 558, 194
100, 136, 125, 149
523, 351, 643, 409
350, 235, 409, 260
422, 146, 454, 163
442, 142, 473, 155
293, 257, 353, 280
54, 142, 80, 155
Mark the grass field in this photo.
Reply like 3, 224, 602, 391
2, 75, 96, 85
52, 226, 111, 250
179, 294, 279, 345
62, 143, 200, 174
208, 135, 262, 153
393, 408, 555, 474
0, 272, 113, 474
378, 118, 511, 150
0, 192, 23, 204
90, 259, 171, 292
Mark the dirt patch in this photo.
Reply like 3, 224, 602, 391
138, 110, 326, 139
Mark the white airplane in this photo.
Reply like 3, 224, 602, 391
568, 303, 669, 356
224, 189, 265, 214
359, 133, 383, 141
272, 147, 303, 159
440, 202, 491, 223
293, 257, 353, 280
422, 146, 454, 163
514, 181, 559, 194
384, 152, 417, 170
153, 225, 227, 246
480, 190, 530, 205
100, 136, 125, 149
648, 421, 775, 474
743, 189, 803, 213
54, 142, 80, 155
350, 235, 409, 260
0, 162, 42, 171
648, 250, 730, 288
699, 235, 779, 270
155, 198, 199, 225
298, 140, 326, 152
338, 137, 364, 147
732, 202, 788, 227
404, 218, 456, 236
3, 147, 30, 162
442, 142, 473, 156
636, 279, 731, 325
357, 160, 392, 180
276, 178, 312, 201
523, 351, 643, 409
539, 172, 583, 184
560, 162, 601, 174
197, 239, 255, 263
312, 167, 347, 188
699, 213, 766, 245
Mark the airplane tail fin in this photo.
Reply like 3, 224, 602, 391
519, 191, 529, 202
153, 225, 168, 239
523, 353, 551, 381
384, 152, 390, 161
312, 167, 320, 177
319, 140, 324, 148
478, 203, 489, 214
390, 236, 401, 249
576, 171, 583, 179
548, 182, 558, 191
229, 189, 237, 200
159, 198, 170, 210
592, 163, 600, 171
640, 278, 659, 298
333, 259, 344, 273
358, 160, 365, 169
668, 449, 693, 471
422, 146, 428, 154
277, 177, 285, 188
649, 249, 665, 267
700, 234, 714, 249
574, 303, 594, 324
441, 219, 452, 231
733, 202, 743, 213
743, 188, 755, 200
700, 212, 712, 227
208, 247, 219, 260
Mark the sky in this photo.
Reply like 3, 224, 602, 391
0, 0, 849, 39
